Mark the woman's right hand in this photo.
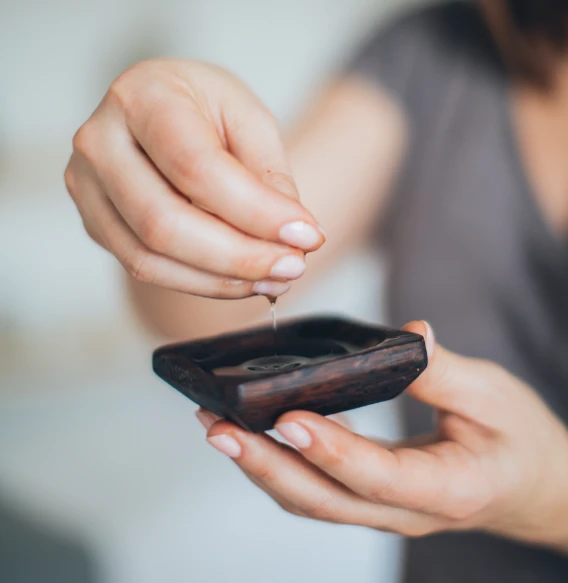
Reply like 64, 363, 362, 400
64, 59, 325, 299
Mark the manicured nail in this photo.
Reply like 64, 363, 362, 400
276, 422, 312, 449
252, 280, 292, 296
317, 223, 327, 240
195, 409, 219, 430
225, 278, 245, 285
269, 255, 306, 279
422, 321, 436, 358
279, 221, 322, 250
207, 435, 242, 458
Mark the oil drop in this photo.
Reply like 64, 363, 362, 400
267, 295, 277, 351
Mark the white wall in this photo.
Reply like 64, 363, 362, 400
0, 1, 418, 582
0, 0, 401, 338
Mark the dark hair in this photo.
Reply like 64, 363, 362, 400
492, 0, 568, 86
506, 0, 568, 47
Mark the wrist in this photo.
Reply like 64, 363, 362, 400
486, 425, 568, 554
542, 434, 568, 554
518, 429, 568, 554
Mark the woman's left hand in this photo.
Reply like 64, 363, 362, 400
196, 321, 568, 552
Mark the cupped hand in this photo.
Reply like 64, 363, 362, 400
65, 59, 325, 299
197, 321, 568, 551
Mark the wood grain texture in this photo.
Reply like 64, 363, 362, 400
153, 316, 428, 432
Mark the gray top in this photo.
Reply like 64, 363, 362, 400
348, 1, 568, 581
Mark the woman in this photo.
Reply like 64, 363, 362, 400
65, 0, 568, 580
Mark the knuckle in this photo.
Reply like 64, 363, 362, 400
107, 78, 128, 109
107, 61, 174, 125
248, 202, 276, 228
262, 171, 297, 199
138, 211, 174, 252
123, 250, 154, 284
299, 497, 338, 522
64, 165, 78, 199
234, 253, 265, 278
107, 62, 151, 109
276, 500, 301, 516
253, 465, 275, 483
218, 277, 250, 298
72, 123, 96, 158
82, 222, 100, 245
321, 440, 350, 472
365, 483, 390, 505
171, 147, 212, 187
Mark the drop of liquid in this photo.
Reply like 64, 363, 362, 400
208, 299, 352, 378
267, 295, 277, 352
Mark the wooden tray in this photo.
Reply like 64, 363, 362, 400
153, 315, 427, 432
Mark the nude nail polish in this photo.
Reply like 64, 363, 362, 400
269, 255, 306, 279
275, 422, 312, 449
279, 221, 322, 250
207, 435, 242, 458
252, 280, 292, 296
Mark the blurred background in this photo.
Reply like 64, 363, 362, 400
0, 0, 423, 581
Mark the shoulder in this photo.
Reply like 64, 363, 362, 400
376, 1, 495, 65
346, 1, 502, 111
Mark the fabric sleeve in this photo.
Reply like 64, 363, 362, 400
343, 2, 486, 118
344, 11, 426, 114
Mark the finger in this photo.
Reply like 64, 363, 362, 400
402, 321, 509, 429
204, 420, 444, 535
195, 410, 308, 516
195, 409, 222, 430
195, 411, 305, 516
220, 88, 300, 200
77, 125, 308, 283
124, 91, 325, 250
70, 171, 287, 298
326, 414, 353, 431
388, 433, 440, 449
242, 470, 309, 518
366, 433, 440, 450
274, 411, 480, 519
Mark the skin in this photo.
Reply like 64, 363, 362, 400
200, 322, 568, 553
65, 60, 406, 339
64, 11, 568, 553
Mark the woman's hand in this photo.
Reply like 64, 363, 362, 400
64, 59, 325, 299
197, 321, 568, 552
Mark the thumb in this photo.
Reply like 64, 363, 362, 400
402, 321, 506, 429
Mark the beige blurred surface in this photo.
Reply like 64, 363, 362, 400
0, 0, 417, 581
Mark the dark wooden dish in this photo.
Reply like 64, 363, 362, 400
153, 315, 427, 433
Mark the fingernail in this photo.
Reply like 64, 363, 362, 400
317, 223, 327, 240
422, 321, 436, 358
269, 255, 306, 279
279, 221, 322, 250
195, 409, 219, 430
225, 278, 245, 285
275, 422, 312, 449
252, 280, 292, 296
207, 435, 242, 458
